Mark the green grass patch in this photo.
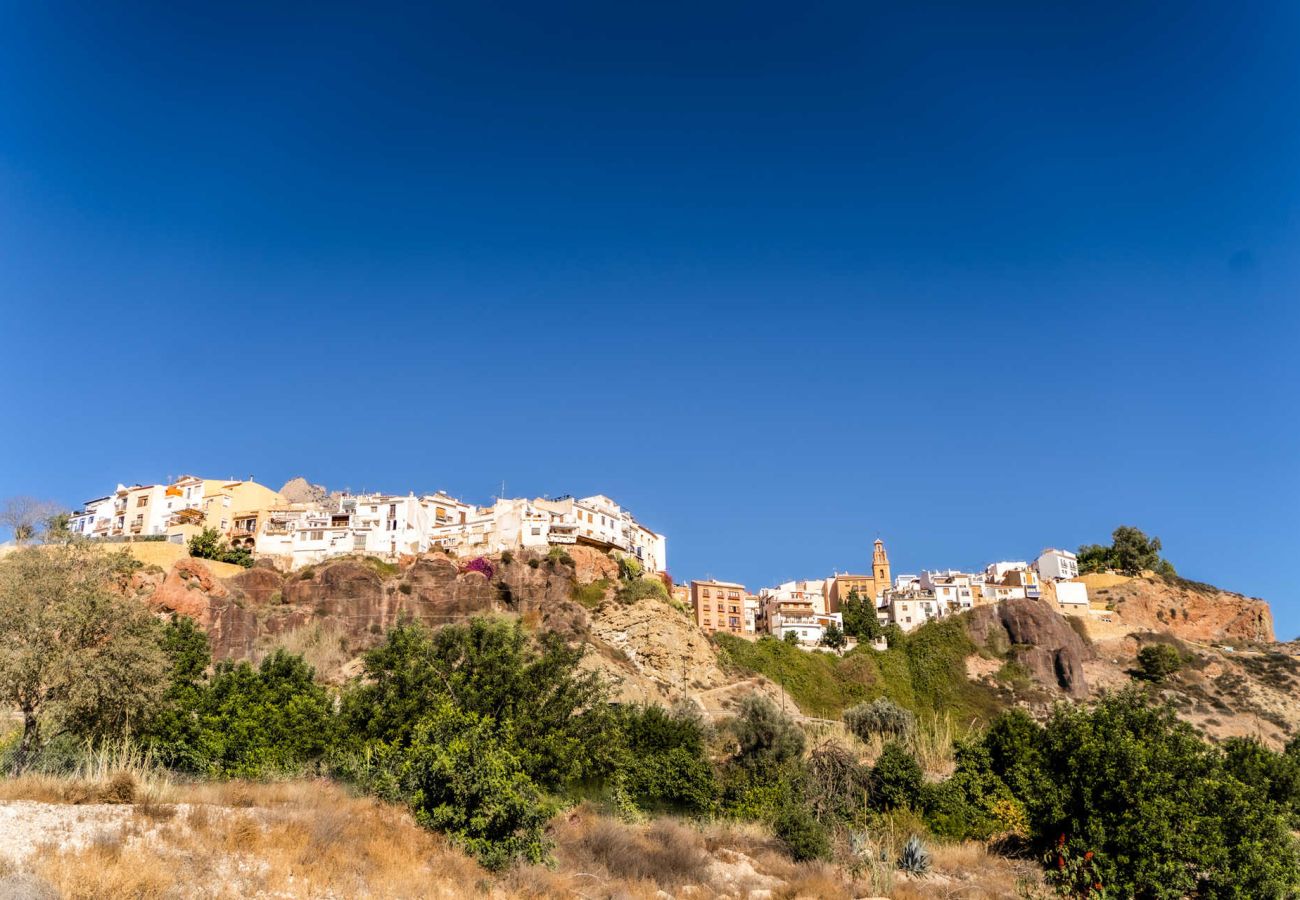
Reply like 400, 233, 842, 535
572, 578, 612, 609
714, 617, 1003, 726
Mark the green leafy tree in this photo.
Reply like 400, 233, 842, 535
990, 687, 1300, 898
391, 700, 554, 870
1076, 526, 1175, 577
1222, 737, 1300, 829
341, 619, 615, 789
0, 545, 167, 772
820, 622, 847, 652
613, 703, 716, 813
840, 589, 882, 641
148, 648, 333, 777
782, 630, 800, 646
1135, 643, 1184, 683
187, 527, 253, 568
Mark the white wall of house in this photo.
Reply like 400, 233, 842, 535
1036, 549, 1079, 581
1055, 581, 1089, 609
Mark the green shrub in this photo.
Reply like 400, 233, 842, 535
870, 741, 923, 811
843, 698, 916, 743
773, 803, 830, 861
147, 646, 333, 778
572, 578, 611, 609
387, 701, 554, 870
616, 554, 644, 581
615, 576, 668, 605
614, 704, 715, 813
340, 619, 615, 789
988, 687, 1300, 898
732, 694, 805, 774
1135, 643, 1184, 682
187, 528, 253, 568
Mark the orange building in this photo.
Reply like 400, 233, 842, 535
691, 579, 749, 635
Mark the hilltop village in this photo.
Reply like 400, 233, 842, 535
66, 473, 1096, 651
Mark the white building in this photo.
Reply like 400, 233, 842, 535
1054, 581, 1089, 612
760, 579, 828, 615
919, 570, 977, 612
985, 560, 1030, 583
69, 494, 115, 538
1036, 548, 1079, 582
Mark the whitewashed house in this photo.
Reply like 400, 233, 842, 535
1036, 548, 1080, 582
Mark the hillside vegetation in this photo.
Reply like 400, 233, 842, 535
714, 618, 1003, 725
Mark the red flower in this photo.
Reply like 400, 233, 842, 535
1058, 855, 1065, 870
1084, 851, 1094, 861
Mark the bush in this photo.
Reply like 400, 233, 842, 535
614, 704, 715, 813
393, 701, 554, 870
187, 528, 253, 568
1135, 643, 1183, 682
870, 741, 923, 811
731, 694, 805, 774
773, 804, 830, 861
843, 698, 916, 743
616, 554, 644, 581
616, 576, 669, 605
897, 835, 931, 875
988, 687, 1300, 898
340, 619, 615, 789
175, 650, 333, 777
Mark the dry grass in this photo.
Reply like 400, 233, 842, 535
552, 807, 711, 889
11, 779, 488, 899
253, 621, 354, 682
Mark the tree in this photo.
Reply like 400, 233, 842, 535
148, 647, 333, 777
389, 700, 555, 870
187, 528, 253, 568
0, 496, 66, 545
1110, 525, 1169, 576
1135, 643, 1183, 683
840, 588, 882, 641
782, 630, 800, 646
341, 619, 615, 789
732, 694, 805, 773
820, 622, 847, 652
0, 545, 167, 772
870, 740, 924, 810
989, 687, 1300, 898
1076, 526, 1175, 577
613, 703, 716, 813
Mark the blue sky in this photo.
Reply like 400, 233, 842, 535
2, 3, 1297, 633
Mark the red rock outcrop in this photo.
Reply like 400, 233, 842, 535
967, 598, 1093, 698
1095, 576, 1274, 644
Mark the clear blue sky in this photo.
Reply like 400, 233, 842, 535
2, 3, 1297, 633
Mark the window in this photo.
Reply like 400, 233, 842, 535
531, 527, 541, 536
702, 589, 711, 598
309, 530, 324, 541
136, 496, 148, 507
387, 519, 398, 531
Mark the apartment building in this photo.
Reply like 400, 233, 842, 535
1036, 548, 1080, 582
691, 580, 749, 635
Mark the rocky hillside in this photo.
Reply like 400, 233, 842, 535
1084, 572, 1274, 644
130, 546, 748, 709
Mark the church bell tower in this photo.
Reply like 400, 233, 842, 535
872, 538, 891, 592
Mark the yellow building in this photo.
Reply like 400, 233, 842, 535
827, 538, 893, 612
164, 475, 285, 546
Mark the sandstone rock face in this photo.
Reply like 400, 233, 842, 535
568, 545, 619, 585
968, 599, 1093, 697
278, 476, 328, 504
1097, 576, 1274, 644
585, 597, 732, 703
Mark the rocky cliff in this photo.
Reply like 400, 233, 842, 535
967, 598, 1093, 698
133, 546, 736, 707
1089, 574, 1274, 644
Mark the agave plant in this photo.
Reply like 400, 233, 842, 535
897, 835, 931, 876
